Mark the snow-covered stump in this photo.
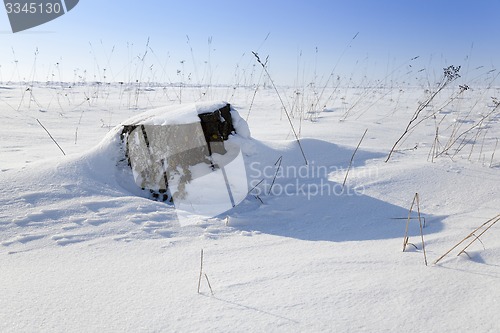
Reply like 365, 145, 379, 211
118, 101, 250, 225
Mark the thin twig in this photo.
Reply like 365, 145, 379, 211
268, 156, 283, 195
248, 179, 264, 195
490, 138, 499, 168
391, 217, 426, 227
246, 65, 265, 122
443, 106, 499, 158
254, 195, 264, 204
402, 194, 417, 252
204, 273, 214, 296
197, 249, 204, 294
252, 51, 308, 165
402, 193, 427, 265
457, 215, 500, 257
314, 32, 359, 112
416, 194, 428, 266
343, 129, 367, 189
434, 213, 500, 264
36, 118, 66, 156
386, 65, 461, 162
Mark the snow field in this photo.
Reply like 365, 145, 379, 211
1, 82, 499, 332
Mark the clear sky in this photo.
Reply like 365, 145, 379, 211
1, 0, 499, 86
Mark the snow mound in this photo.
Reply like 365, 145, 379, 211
0, 101, 256, 249
0, 126, 442, 250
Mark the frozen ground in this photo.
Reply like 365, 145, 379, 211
1, 81, 500, 332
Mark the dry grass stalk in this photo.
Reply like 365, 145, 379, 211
490, 138, 499, 168
402, 193, 417, 251
197, 249, 215, 296
442, 103, 499, 159
36, 118, 66, 156
197, 249, 204, 294
268, 156, 283, 195
204, 273, 214, 296
457, 215, 500, 257
386, 65, 461, 162
252, 51, 308, 165
314, 32, 359, 113
342, 129, 368, 189
433, 213, 500, 264
402, 193, 428, 265
416, 194, 428, 266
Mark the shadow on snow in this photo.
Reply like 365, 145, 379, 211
228, 138, 445, 242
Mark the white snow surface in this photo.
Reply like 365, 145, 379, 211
1, 83, 500, 332
121, 100, 229, 126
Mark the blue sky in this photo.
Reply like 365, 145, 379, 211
1, 0, 499, 85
